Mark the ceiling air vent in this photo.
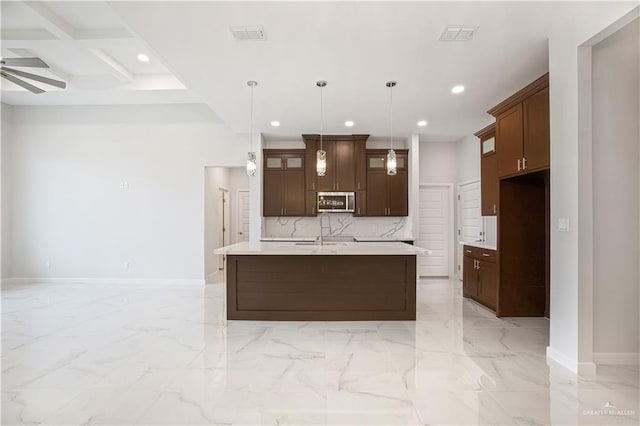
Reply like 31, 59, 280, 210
438, 26, 478, 41
230, 26, 266, 41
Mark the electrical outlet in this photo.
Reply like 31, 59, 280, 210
119, 181, 129, 190
558, 218, 570, 232
124, 262, 130, 269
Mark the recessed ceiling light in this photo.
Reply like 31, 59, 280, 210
137, 53, 150, 63
417, 120, 428, 127
451, 85, 465, 94
270, 121, 280, 127
344, 120, 354, 127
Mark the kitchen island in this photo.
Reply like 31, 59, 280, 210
215, 241, 428, 321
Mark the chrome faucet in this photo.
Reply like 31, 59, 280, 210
318, 213, 331, 246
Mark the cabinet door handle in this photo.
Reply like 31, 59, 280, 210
312, 182, 315, 190
357, 207, 360, 215
517, 159, 521, 172
336, 182, 339, 190
357, 182, 361, 190
312, 207, 315, 215
284, 208, 287, 215
523, 157, 527, 170
493, 204, 496, 214
281, 208, 284, 215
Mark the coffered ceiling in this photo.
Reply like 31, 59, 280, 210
1, 1, 631, 142
0, 1, 197, 105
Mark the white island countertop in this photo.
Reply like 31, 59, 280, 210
215, 241, 431, 256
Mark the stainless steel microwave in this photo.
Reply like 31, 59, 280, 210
317, 192, 355, 213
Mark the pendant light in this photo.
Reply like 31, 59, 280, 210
386, 81, 397, 176
316, 80, 327, 177
246, 80, 258, 177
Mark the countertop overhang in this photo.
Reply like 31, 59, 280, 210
215, 241, 430, 256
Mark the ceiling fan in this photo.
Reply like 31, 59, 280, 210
0, 57, 66, 94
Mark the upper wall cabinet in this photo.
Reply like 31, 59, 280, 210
488, 74, 550, 178
365, 149, 408, 217
263, 149, 306, 217
475, 123, 498, 216
302, 135, 368, 216
302, 135, 368, 193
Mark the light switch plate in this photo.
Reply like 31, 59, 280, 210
558, 218, 570, 232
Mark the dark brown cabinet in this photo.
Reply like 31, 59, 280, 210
523, 87, 550, 172
334, 140, 355, 191
463, 254, 478, 299
490, 74, 549, 178
476, 123, 498, 216
263, 150, 306, 217
302, 135, 369, 216
462, 245, 498, 310
365, 150, 408, 217
302, 136, 356, 192
477, 259, 498, 310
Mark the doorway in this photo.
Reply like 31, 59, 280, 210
217, 187, 230, 270
204, 167, 249, 283
417, 184, 453, 277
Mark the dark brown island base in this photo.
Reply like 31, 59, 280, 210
216, 241, 428, 321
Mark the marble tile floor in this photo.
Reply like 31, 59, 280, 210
1, 278, 638, 425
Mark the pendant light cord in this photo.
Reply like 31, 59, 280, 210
390, 84, 393, 150
320, 84, 323, 151
250, 83, 254, 152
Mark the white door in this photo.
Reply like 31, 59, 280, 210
457, 180, 482, 280
417, 185, 451, 277
237, 190, 250, 243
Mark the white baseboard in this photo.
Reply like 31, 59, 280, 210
1, 277, 205, 287
546, 346, 579, 374
206, 271, 224, 284
1, 278, 21, 286
594, 352, 640, 365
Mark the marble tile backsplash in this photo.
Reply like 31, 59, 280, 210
263, 214, 411, 239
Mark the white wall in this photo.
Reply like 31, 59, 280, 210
204, 167, 230, 280
455, 134, 481, 184
419, 141, 458, 184
1, 104, 13, 279
591, 18, 639, 361
4, 104, 247, 282
547, 3, 639, 372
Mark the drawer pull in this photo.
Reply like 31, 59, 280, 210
465, 250, 472, 253
482, 253, 490, 257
